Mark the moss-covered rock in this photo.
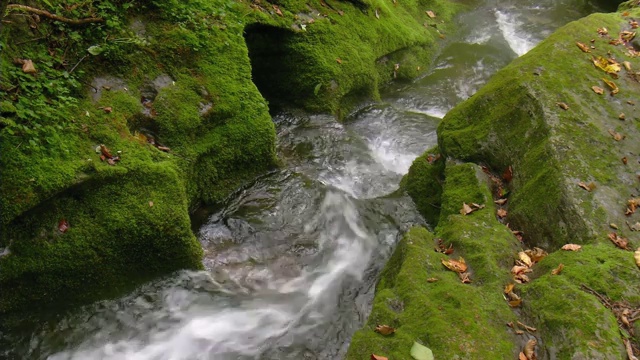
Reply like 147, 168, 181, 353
0, 0, 464, 315
348, 163, 522, 359
399, 147, 445, 226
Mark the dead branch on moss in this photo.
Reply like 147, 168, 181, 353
6, 4, 103, 25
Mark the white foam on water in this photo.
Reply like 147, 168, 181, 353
48, 191, 376, 360
495, 10, 537, 56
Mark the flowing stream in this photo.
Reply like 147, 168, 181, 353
2, 0, 610, 358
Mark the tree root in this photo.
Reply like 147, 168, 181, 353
6, 4, 103, 25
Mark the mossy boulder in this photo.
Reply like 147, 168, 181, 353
348, 163, 522, 359
390, 4, 640, 359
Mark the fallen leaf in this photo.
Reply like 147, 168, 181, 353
619, 113, 626, 120
426, 10, 436, 18
503, 166, 513, 182
519, 352, 528, 360
22, 59, 36, 74
497, 208, 507, 218
576, 41, 591, 53
427, 277, 438, 283
509, 298, 522, 307
336, 58, 342, 64
523, 338, 537, 360
272, 4, 283, 16
458, 272, 471, 283
611, 223, 619, 229
517, 321, 537, 333
551, 263, 564, 275
100, 144, 113, 158
149, 201, 154, 207
514, 273, 530, 284
495, 198, 508, 205
375, 324, 396, 335
602, 77, 619, 95
460, 202, 474, 215
578, 182, 596, 191
58, 219, 69, 233
557, 102, 569, 110
102, 106, 113, 113
526, 247, 548, 262
597, 27, 609, 35
561, 244, 582, 251
371, 355, 388, 360
591, 86, 604, 94
441, 257, 467, 273
634, 248, 640, 268
628, 198, 640, 215
156, 146, 171, 152
621, 30, 636, 42
593, 56, 621, 74
410, 341, 434, 360
504, 283, 515, 294
511, 265, 530, 275
609, 129, 624, 141
375, 8, 380, 19
518, 252, 533, 267
631, 20, 639, 29
608, 232, 629, 249
506, 290, 520, 302
630, 222, 640, 231
624, 61, 632, 71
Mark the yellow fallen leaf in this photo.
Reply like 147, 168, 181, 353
526, 247, 548, 262
509, 298, 522, 307
576, 41, 591, 53
425, 10, 436, 18
504, 283, 515, 294
518, 251, 532, 267
514, 273, 530, 283
460, 202, 474, 215
22, 59, 36, 74
602, 77, 619, 95
634, 248, 640, 268
623, 61, 632, 71
557, 102, 569, 110
592, 86, 604, 94
511, 265, 530, 275
593, 56, 621, 74
523, 339, 537, 360
561, 244, 582, 251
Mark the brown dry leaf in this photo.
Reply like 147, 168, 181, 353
494, 198, 508, 205
610, 38, 623, 46
504, 283, 515, 294
441, 257, 467, 273
621, 30, 636, 42
22, 59, 36, 74
561, 244, 582, 251
602, 77, 619, 95
460, 202, 474, 215
611, 223, 619, 229
624, 61, 632, 71
576, 41, 591, 53
272, 4, 283, 16
597, 27, 609, 35
627, 198, 640, 215
630, 222, 640, 231
371, 355, 388, 360
458, 272, 471, 284
425, 10, 436, 18
608, 232, 629, 249
619, 113, 626, 120
503, 166, 513, 182
336, 58, 342, 64
375, 324, 396, 335
506, 291, 520, 302
608, 129, 624, 141
523, 339, 537, 360
100, 144, 113, 158
517, 321, 537, 333
526, 247, 548, 262
514, 273, 530, 284
557, 102, 569, 110
509, 298, 523, 307
591, 86, 604, 94
427, 277, 438, 283
497, 208, 507, 218
519, 352, 528, 360
578, 182, 596, 191
551, 263, 564, 275
148, 201, 154, 207
518, 252, 533, 267
631, 20, 639, 29
634, 248, 640, 268
511, 265, 530, 275
102, 106, 113, 113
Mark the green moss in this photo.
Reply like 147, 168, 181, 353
0, 162, 203, 314
400, 147, 444, 226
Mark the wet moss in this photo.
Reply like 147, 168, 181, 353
400, 147, 444, 226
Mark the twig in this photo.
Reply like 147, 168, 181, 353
14, 36, 46, 45
6, 4, 103, 25
69, 54, 88, 74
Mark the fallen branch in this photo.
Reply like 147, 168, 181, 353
6, 4, 103, 25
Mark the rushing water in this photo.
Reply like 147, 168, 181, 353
2, 1, 609, 359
